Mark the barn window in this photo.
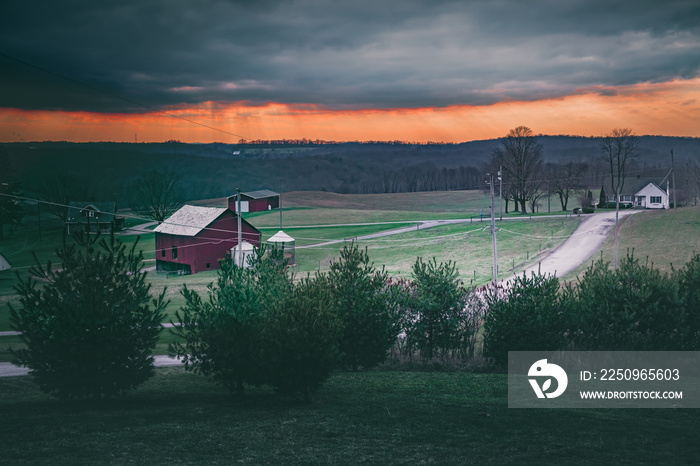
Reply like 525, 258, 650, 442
206, 263, 211, 268
650, 196, 662, 204
161, 249, 165, 258
172, 246, 178, 259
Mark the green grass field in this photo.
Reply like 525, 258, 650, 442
0, 368, 697, 465
600, 206, 700, 274
287, 218, 578, 282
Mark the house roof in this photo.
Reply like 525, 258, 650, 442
603, 175, 668, 196
634, 181, 666, 196
154, 205, 228, 236
268, 230, 295, 243
66, 202, 116, 223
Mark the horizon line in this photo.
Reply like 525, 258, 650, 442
4, 133, 699, 145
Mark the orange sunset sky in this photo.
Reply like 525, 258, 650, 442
3, 77, 700, 143
2, 1, 700, 144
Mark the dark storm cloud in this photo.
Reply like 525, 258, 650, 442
1, 0, 699, 112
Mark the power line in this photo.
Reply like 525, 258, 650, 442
0, 192, 259, 239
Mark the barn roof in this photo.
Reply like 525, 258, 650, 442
154, 205, 227, 236
242, 189, 279, 199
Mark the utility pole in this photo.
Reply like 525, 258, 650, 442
488, 173, 498, 282
499, 166, 503, 221
671, 150, 677, 209
237, 188, 243, 267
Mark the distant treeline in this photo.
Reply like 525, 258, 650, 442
237, 139, 460, 147
345, 165, 482, 194
3, 135, 699, 205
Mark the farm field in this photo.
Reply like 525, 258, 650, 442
0, 367, 698, 464
0, 189, 579, 362
9, 190, 699, 362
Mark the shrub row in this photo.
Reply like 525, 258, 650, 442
172, 244, 488, 396
483, 253, 700, 367
11, 235, 700, 398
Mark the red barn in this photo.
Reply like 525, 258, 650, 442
228, 189, 280, 213
154, 205, 261, 274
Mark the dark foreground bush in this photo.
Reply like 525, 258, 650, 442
483, 272, 567, 367
567, 255, 685, 350
328, 243, 399, 370
261, 275, 341, 399
9, 234, 167, 399
677, 254, 700, 348
170, 249, 291, 394
402, 258, 472, 360
171, 248, 340, 399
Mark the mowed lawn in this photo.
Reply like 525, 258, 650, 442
0, 368, 698, 465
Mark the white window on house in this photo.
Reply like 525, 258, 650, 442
650, 196, 662, 204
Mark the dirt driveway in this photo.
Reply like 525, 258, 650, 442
517, 210, 639, 280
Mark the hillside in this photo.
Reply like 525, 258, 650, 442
4, 136, 699, 205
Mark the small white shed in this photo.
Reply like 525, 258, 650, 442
267, 230, 295, 265
231, 240, 255, 268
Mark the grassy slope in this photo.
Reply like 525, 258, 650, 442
0, 368, 697, 465
561, 205, 700, 282
600, 206, 700, 274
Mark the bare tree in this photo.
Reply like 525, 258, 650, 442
600, 128, 638, 269
549, 161, 588, 211
38, 175, 92, 221
686, 159, 700, 206
129, 170, 184, 222
490, 126, 543, 213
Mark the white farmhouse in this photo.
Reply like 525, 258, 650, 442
605, 176, 671, 209
634, 182, 669, 209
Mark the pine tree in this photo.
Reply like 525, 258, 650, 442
599, 185, 607, 208
9, 234, 167, 399
328, 243, 398, 370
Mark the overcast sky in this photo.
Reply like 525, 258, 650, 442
1, 0, 699, 141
